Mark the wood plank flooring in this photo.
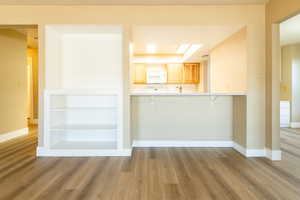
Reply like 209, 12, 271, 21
0, 127, 300, 200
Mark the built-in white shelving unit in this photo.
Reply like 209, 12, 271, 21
43, 90, 125, 154
38, 25, 130, 157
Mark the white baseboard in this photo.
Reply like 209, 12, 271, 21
246, 149, 267, 157
36, 147, 132, 157
0, 128, 29, 143
266, 148, 282, 161
290, 122, 300, 128
133, 140, 280, 160
36, 142, 281, 160
233, 143, 265, 157
233, 142, 247, 156
233, 142, 281, 160
132, 140, 234, 147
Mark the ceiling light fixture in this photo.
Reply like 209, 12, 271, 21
176, 44, 190, 54
146, 44, 157, 53
183, 44, 203, 60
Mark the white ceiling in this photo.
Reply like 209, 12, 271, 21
133, 25, 244, 61
0, 0, 268, 5
280, 14, 300, 46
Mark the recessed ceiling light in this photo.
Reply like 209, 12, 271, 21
146, 44, 156, 53
176, 44, 190, 54
183, 44, 203, 60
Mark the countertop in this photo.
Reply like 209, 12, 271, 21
129, 91, 247, 96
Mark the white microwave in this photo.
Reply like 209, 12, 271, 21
146, 71, 167, 84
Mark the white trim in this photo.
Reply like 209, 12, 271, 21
36, 147, 132, 157
132, 140, 234, 147
246, 149, 266, 157
233, 142, 268, 158
0, 128, 28, 143
133, 141, 271, 158
266, 148, 282, 161
290, 122, 300, 128
233, 142, 247, 156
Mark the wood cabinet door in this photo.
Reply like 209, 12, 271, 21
133, 64, 146, 84
167, 64, 183, 84
183, 63, 200, 84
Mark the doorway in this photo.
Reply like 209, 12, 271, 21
0, 25, 39, 142
279, 14, 300, 160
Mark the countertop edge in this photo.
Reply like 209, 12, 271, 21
129, 92, 247, 96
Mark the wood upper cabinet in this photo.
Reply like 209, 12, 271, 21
133, 64, 146, 84
183, 63, 200, 84
166, 64, 183, 84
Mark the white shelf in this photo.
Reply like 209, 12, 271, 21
44, 89, 123, 156
51, 141, 117, 150
50, 106, 116, 111
50, 124, 117, 131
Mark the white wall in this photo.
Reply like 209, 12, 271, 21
61, 34, 122, 90
131, 96, 233, 141
45, 26, 62, 89
45, 25, 122, 90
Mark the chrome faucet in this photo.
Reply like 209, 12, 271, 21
176, 85, 183, 93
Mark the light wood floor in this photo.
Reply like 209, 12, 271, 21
0, 127, 300, 200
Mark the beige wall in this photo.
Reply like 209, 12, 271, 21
280, 45, 292, 101
132, 96, 233, 141
27, 48, 39, 120
281, 44, 300, 123
0, 29, 27, 135
280, 44, 300, 103
211, 28, 250, 148
291, 48, 300, 123
210, 27, 247, 93
0, 5, 265, 149
266, 0, 300, 150
233, 96, 247, 147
